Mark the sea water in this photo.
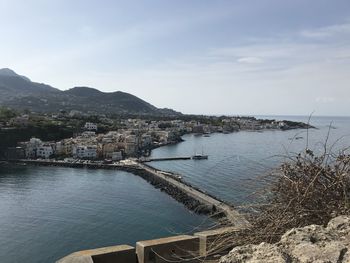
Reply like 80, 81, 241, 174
0, 116, 349, 262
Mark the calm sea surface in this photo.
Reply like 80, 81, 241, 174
149, 116, 350, 204
0, 116, 349, 262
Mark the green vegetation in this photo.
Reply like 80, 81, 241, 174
0, 124, 73, 151
0, 110, 123, 158
0, 107, 18, 121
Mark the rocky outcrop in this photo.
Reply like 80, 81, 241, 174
220, 215, 350, 263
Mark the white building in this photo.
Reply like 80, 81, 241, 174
36, 145, 53, 159
84, 122, 98, 131
25, 138, 43, 158
72, 145, 97, 159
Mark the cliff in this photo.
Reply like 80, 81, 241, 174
220, 215, 350, 263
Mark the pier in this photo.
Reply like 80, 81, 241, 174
8, 159, 249, 227
132, 161, 249, 228
140, 156, 192, 162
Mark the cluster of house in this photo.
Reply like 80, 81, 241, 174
3, 117, 289, 160
222, 117, 287, 130
12, 120, 185, 160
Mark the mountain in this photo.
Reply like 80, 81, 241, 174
0, 69, 180, 116
0, 68, 31, 82
0, 69, 60, 103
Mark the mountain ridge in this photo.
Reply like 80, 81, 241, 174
0, 69, 180, 116
0, 68, 31, 82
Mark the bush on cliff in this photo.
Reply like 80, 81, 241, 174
238, 148, 350, 245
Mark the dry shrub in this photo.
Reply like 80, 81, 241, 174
178, 147, 350, 261
237, 148, 350, 245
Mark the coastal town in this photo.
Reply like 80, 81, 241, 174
0, 109, 311, 161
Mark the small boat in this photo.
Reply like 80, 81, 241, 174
192, 153, 208, 160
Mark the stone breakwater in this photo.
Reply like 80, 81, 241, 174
129, 164, 218, 215
220, 215, 350, 263
9, 159, 247, 225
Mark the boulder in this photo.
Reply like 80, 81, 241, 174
220, 215, 350, 263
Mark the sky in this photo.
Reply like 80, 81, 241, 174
0, 0, 350, 116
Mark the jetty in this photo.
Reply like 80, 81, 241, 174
133, 161, 249, 228
140, 156, 191, 162
8, 159, 249, 227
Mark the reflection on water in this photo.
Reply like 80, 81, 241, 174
0, 116, 349, 263
0, 167, 212, 263
149, 116, 350, 204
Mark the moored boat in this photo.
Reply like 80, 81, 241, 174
192, 153, 208, 160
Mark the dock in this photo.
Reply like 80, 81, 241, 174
141, 156, 192, 162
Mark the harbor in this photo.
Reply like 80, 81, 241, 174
1, 116, 348, 263
8, 158, 249, 227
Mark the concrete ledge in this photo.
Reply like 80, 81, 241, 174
56, 227, 242, 263
136, 235, 200, 263
195, 227, 239, 257
56, 245, 135, 263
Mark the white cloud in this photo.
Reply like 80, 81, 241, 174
78, 25, 95, 37
237, 57, 263, 64
316, 97, 336, 103
2, 8, 350, 115
301, 23, 350, 38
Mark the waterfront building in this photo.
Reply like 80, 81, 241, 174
24, 137, 43, 158
101, 143, 119, 159
72, 145, 97, 159
56, 140, 74, 156
36, 144, 54, 159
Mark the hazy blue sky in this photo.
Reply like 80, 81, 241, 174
1, 0, 349, 115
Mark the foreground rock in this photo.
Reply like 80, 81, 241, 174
220, 215, 350, 263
